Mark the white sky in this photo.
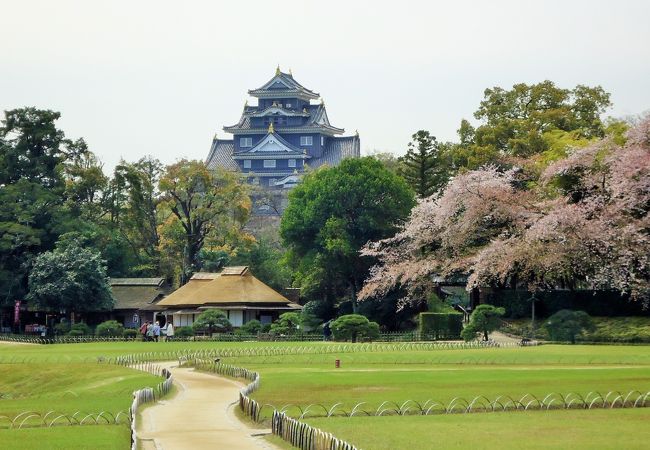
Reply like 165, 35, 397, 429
2, 0, 649, 172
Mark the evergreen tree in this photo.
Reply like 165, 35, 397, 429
398, 130, 448, 198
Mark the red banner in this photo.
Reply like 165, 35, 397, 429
14, 301, 20, 324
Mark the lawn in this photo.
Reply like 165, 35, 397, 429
0, 363, 160, 420
305, 408, 650, 449
2, 341, 650, 449
232, 345, 650, 418
0, 424, 131, 450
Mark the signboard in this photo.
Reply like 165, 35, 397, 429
133, 313, 139, 325
14, 301, 21, 324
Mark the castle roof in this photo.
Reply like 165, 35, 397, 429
223, 103, 344, 135
248, 69, 319, 100
206, 134, 360, 172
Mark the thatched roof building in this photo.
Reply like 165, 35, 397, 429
157, 267, 301, 327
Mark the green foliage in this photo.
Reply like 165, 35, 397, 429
27, 242, 114, 314
398, 130, 450, 197
238, 319, 263, 335
270, 312, 301, 335
449, 81, 612, 171
52, 322, 71, 335
229, 229, 292, 292
122, 328, 138, 338
427, 292, 455, 313
300, 301, 325, 331
461, 305, 505, 341
174, 326, 195, 337
69, 322, 92, 336
330, 314, 380, 342
95, 320, 125, 337
419, 312, 463, 339
192, 309, 232, 334
158, 161, 252, 284
0, 108, 78, 306
281, 157, 415, 309
544, 309, 595, 343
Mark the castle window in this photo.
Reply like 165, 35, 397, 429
240, 137, 252, 148
263, 160, 276, 168
300, 136, 313, 146
243, 160, 251, 169
288, 159, 296, 168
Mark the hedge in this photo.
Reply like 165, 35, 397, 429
419, 312, 463, 339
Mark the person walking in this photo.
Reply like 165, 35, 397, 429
153, 321, 161, 342
146, 322, 154, 342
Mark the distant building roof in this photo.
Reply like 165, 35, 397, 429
157, 266, 297, 308
109, 278, 169, 310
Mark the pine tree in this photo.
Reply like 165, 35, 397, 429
398, 130, 447, 198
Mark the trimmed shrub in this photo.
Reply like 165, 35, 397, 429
331, 314, 380, 343
238, 319, 262, 335
95, 320, 124, 337
68, 322, 92, 336
175, 326, 194, 337
419, 312, 463, 340
545, 309, 594, 343
53, 322, 70, 335
461, 305, 505, 341
192, 309, 232, 335
123, 328, 138, 339
270, 312, 301, 335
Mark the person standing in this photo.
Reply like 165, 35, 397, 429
165, 322, 174, 341
139, 321, 149, 341
153, 321, 161, 342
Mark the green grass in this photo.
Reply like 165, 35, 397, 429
0, 363, 160, 424
231, 345, 650, 418
2, 340, 650, 449
306, 408, 650, 449
0, 424, 130, 450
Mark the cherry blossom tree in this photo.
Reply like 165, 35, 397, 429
361, 118, 649, 307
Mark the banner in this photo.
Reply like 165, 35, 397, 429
14, 300, 21, 324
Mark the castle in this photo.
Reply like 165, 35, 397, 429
205, 67, 360, 214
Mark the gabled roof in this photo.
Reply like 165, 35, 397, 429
109, 278, 169, 310
233, 130, 304, 156
157, 266, 293, 307
110, 278, 165, 287
249, 105, 310, 118
248, 69, 319, 100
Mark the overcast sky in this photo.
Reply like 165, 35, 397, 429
2, 0, 649, 172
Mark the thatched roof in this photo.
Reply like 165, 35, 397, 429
109, 278, 169, 310
157, 267, 298, 308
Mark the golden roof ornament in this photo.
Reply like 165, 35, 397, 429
244, 100, 248, 108
355, 129, 359, 136
268, 122, 274, 133
289, 68, 293, 75
303, 107, 308, 113
275, 65, 281, 76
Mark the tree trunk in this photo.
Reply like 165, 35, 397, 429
483, 329, 489, 341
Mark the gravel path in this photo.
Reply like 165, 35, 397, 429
138, 363, 276, 450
